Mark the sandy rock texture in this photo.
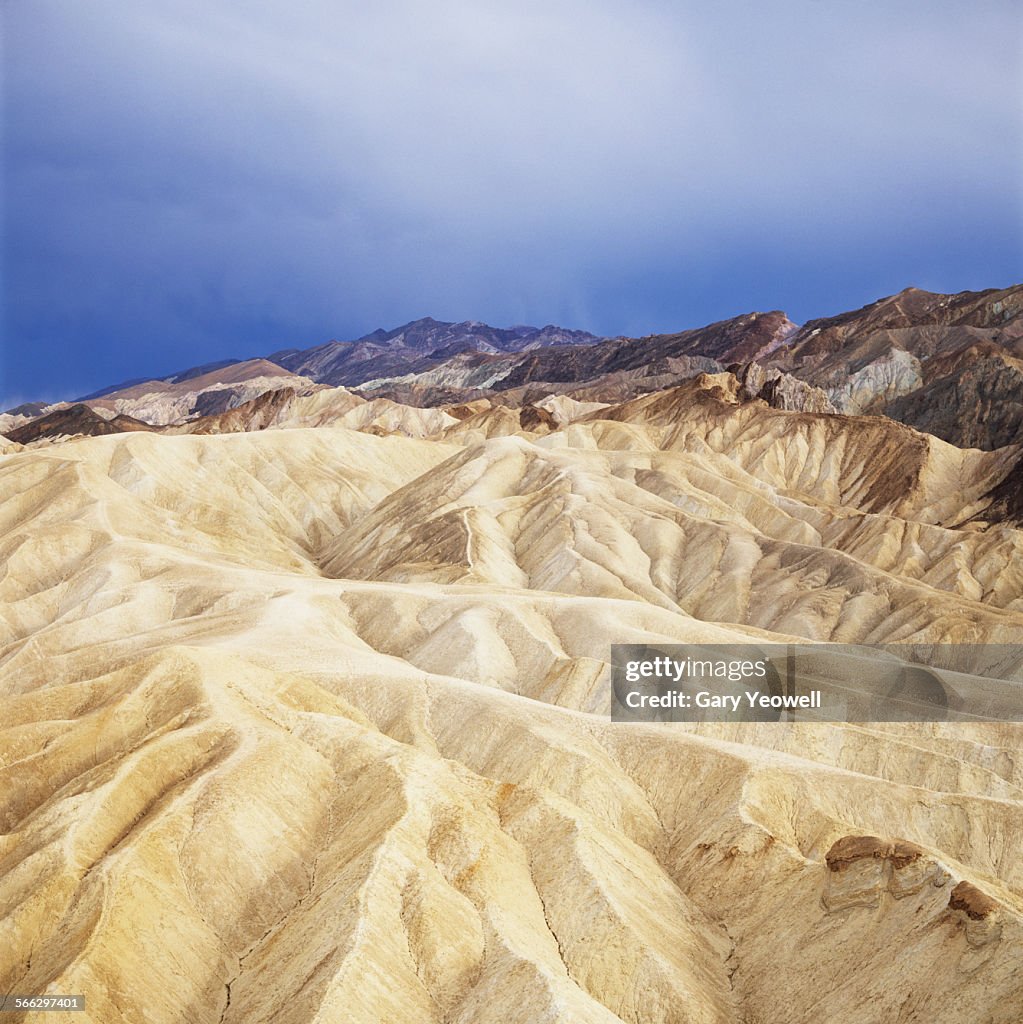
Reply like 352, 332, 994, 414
1, 383, 1021, 1023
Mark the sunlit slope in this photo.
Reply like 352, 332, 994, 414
2, 409, 1022, 1024
322, 433, 1023, 638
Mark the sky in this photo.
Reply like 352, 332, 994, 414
2, 0, 1022, 405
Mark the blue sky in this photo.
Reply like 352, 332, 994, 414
2, 0, 1021, 405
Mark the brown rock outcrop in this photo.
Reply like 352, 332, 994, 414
7, 403, 158, 444
825, 836, 926, 872
948, 881, 999, 921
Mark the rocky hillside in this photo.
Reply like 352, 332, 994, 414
772, 285, 1023, 447
2, 371, 1022, 1023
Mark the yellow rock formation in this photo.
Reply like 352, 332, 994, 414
2, 382, 1021, 1023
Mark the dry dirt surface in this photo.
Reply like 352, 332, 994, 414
2, 377, 1022, 1023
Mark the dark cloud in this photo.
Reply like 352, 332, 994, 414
3, 0, 1021, 403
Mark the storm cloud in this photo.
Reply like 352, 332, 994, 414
3, 0, 1021, 402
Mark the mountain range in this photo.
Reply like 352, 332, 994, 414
4, 284, 1021, 451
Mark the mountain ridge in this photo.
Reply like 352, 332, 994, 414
5, 285, 1023, 449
